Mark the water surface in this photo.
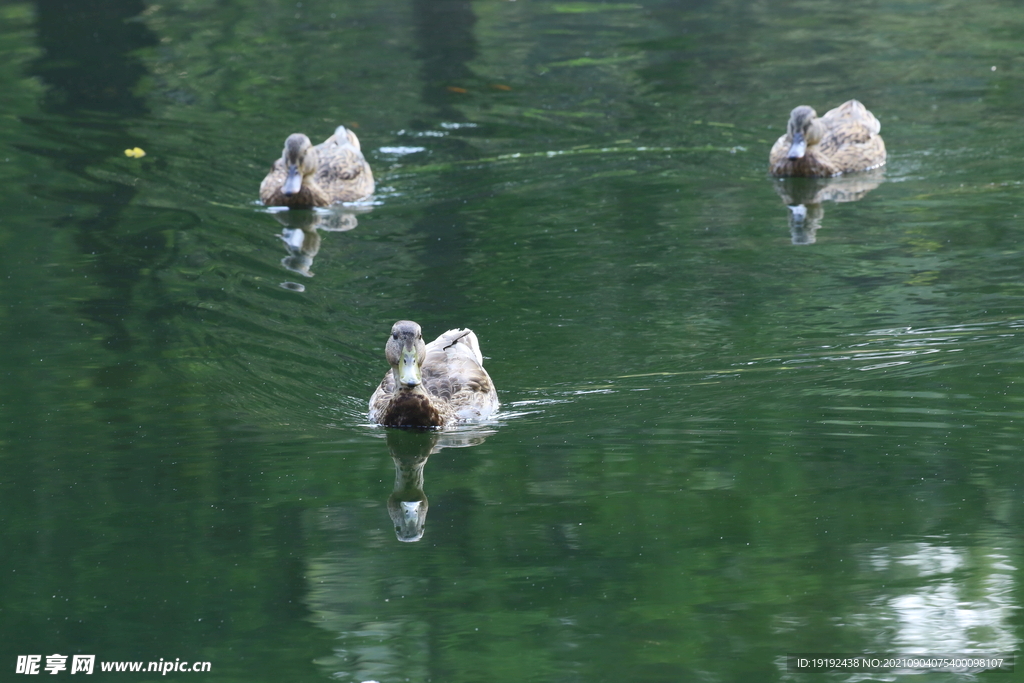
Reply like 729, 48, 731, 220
2, 0, 1023, 681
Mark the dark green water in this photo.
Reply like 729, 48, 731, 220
2, 0, 1023, 681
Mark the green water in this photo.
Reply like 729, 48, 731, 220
2, 0, 1023, 681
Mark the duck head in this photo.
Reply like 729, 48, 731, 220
280, 133, 319, 196
386, 320, 426, 389
785, 106, 825, 159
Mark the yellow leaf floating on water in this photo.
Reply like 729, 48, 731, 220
124, 147, 146, 158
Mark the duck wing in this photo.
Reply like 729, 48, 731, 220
820, 100, 881, 145
314, 127, 375, 202
818, 100, 886, 172
422, 329, 499, 421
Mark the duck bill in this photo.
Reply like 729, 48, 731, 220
787, 133, 807, 159
282, 165, 303, 196
398, 348, 421, 387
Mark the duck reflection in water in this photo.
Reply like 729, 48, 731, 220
384, 427, 494, 542
773, 168, 884, 244
271, 209, 361, 278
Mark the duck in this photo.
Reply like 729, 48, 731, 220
769, 100, 886, 177
369, 320, 499, 428
259, 125, 374, 208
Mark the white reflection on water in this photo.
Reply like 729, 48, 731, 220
850, 540, 1019, 655
377, 146, 427, 156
